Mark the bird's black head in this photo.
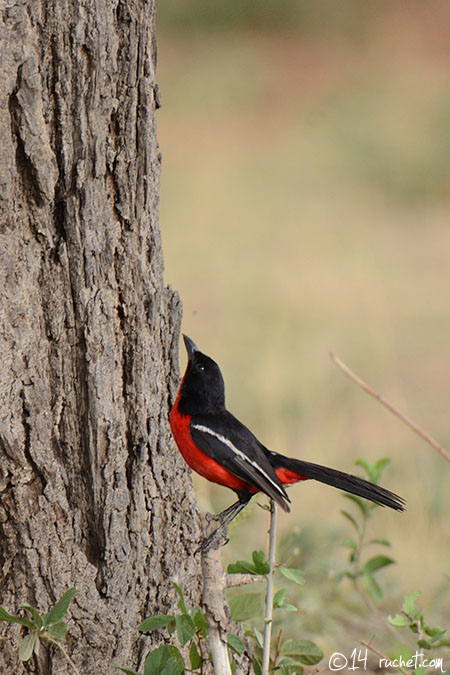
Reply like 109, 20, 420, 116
178, 335, 226, 415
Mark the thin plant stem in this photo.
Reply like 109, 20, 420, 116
273, 628, 283, 668
262, 500, 277, 675
360, 639, 409, 675
349, 510, 409, 646
330, 352, 450, 463
45, 636, 81, 675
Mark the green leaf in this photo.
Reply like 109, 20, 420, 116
114, 667, 142, 675
229, 593, 263, 622
227, 634, 245, 656
175, 613, 196, 646
278, 567, 305, 585
253, 657, 262, 675
227, 560, 257, 575
0, 606, 35, 629
46, 621, 69, 642
276, 667, 304, 674
368, 538, 391, 547
253, 626, 264, 648
252, 550, 265, 566
273, 589, 286, 608
172, 583, 189, 615
138, 615, 175, 633
191, 607, 208, 638
343, 493, 368, 515
43, 588, 79, 627
388, 613, 411, 627
417, 639, 432, 650
252, 550, 270, 575
276, 657, 305, 674
333, 570, 356, 583
355, 457, 390, 483
424, 625, 446, 641
363, 571, 383, 601
227, 551, 269, 575
340, 510, 361, 534
20, 603, 43, 628
280, 665, 304, 675
373, 457, 391, 483
354, 458, 373, 480
362, 555, 395, 574
342, 537, 358, 551
19, 633, 39, 662
280, 603, 297, 612
189, 641, 202, 670
144, 645, 184, 675
280, 639, 323, 665
402, 591, 421, 619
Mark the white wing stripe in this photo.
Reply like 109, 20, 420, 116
192, 423, 285, 498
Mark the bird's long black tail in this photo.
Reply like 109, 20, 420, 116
271, 454, 406, 511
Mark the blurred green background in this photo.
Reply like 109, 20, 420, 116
156, 0, 449, 663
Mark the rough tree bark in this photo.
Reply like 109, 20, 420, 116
0, 1, 205, 672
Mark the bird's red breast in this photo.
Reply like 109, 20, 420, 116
170, 391, 251, 493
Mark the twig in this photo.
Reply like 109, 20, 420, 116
262, 500, 277, 675
226, 573, 264, 588
272, 628, 283, 669
201, 546, 231, 675
360, 639, 409, 675
46, 636, 81, 675
330, 352, 450, 463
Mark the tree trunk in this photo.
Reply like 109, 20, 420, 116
0, 1, 204, 672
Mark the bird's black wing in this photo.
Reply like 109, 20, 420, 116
190, 411, 291, 511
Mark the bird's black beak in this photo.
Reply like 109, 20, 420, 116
183, 334, 199, 361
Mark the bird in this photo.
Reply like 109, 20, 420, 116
170, 335, 405, 550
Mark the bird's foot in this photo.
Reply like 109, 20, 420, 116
204, 511, 230, 526
196, 515, 230, 555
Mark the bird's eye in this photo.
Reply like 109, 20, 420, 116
197, 364, 205, 373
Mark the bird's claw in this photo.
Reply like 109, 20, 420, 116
195, 523, 229, 555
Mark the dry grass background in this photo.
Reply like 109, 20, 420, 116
156, 1, 449, 663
